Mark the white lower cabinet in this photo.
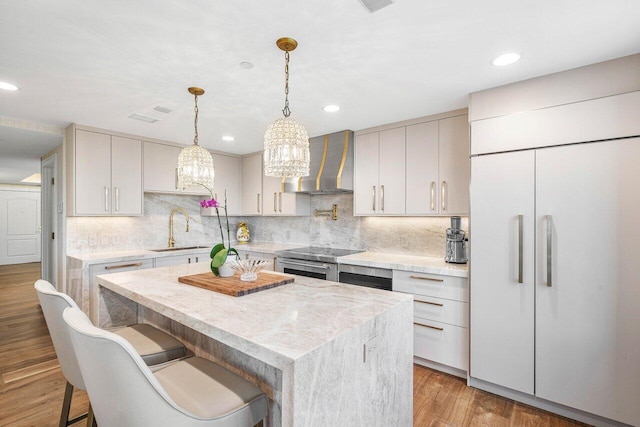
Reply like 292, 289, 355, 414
154, 252, 209, 268
88, 258, 153, 324
393, 270, 469, 376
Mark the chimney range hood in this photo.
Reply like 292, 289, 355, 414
284, 130, 354, 194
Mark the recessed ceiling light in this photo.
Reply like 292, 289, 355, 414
0, 81, 19, 91
240, 62, 254, 70
492, 52, 521, 67
222, 136, 235, 142
128, 113, 160, 123
323, 105, 341, 113
21, 173, 41, 184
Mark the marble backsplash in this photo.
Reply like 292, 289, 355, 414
66, 193, 468, 258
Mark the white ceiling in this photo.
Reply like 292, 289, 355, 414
0, 0, 639, 167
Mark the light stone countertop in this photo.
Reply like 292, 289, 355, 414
337, 252, 469, 278
96, 262, 413, 367
67, 241, 305, 267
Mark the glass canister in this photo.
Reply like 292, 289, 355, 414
236, 222, 250, 243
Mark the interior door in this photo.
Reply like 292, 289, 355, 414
470, 150, 535, 394
535, 138, 640, 426
0, 189, 41, 265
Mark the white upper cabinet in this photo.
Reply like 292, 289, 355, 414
69, 127, 142, 216
438, 115, 469, 215
210, 153, 242, 216
241, 153, 263, 216
242, 152, 310, 217
355, 110, 469, 216
406, 121, 439, 214
143, 141, 209, 196
378, 127, 406, 215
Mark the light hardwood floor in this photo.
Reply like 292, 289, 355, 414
0, 262, 587, 426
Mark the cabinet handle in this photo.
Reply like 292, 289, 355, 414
257, 194, 260, 213
410, 275, 444, 282
430, 181, 436, 211
175, 168, 179, 190
188, 257, 191, 264
273, 192, 277, 212
279, 192, 282, 213
546, 215, 552, 287
372, 186, 376, 212
518, 214, 523, 284
105, 262, 143, 270
104, 186, 109, 211
414, 321, 444, 331
415, 299, 444, 307
195, 256, 199, 263
380, 184, 385, 212
114, 187, 119, 212
441, 181, 447, 212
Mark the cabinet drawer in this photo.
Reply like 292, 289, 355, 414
414, 319, 468, 371
393, 270, 468, 302
413, 295, 468, 328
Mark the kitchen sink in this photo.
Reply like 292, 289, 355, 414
150, 245, 210, 252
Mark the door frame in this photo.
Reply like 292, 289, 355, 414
41, 153, 57, 287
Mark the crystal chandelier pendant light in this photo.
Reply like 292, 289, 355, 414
264, 37, 310, 178
177, 87, 215, 189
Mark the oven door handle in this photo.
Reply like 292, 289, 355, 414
278, 259, 331, 270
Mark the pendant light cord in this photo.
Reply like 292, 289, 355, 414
193, 93, 199, 145
282, 51, 291, 118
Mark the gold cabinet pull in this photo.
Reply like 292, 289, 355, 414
257, 194, 260, 213
381, 184, 385, 212
273, 192, 277, 212
372, 185, 376, 212
278, 192, 282, 213
114, 187, 119, 212
104, 186, 109, 211
415, 299, 444, 307
410, 275, 444, 282
441, 181, 447, 211
105, 262, 143, 270
414, 322, 444, 331
430, 181, 436, 211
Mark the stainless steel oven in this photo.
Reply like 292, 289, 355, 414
275, 257, 339, 281
338, 264, 392, 290
274, 246, 363, 282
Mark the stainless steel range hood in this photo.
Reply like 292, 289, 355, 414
284, 130, 354, 194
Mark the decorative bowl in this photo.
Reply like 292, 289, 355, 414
228, 259, 269, 282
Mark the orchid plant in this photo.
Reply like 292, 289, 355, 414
198, 185, 238, 276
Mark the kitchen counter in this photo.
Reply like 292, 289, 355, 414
67, 241, 304, 266
338, 251, 468, 278
96, 263, 413, 426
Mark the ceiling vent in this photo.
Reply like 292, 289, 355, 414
128, 113, 160, 123
153, 105, 173, 114
359, 0, 393, 13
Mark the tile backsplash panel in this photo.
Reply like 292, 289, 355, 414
67, 193, 468, 258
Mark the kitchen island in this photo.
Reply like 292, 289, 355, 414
96, 263, 413, 427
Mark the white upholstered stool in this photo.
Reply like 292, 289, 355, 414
35, 279, 187, 426
63, 305, 268, 427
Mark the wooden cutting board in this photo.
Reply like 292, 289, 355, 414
178, 271, 294, 297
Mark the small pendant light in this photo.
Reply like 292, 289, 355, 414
263, 37, 310, 178
177, 87, 215, 189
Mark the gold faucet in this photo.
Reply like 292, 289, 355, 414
168, 207, 189, 248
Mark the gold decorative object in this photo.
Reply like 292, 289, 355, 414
236, 222, 250, 243
263, 37, 310, 178
177, 87, 215, 189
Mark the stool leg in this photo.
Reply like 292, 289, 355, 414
87, 404, 97, 427
59, 381, 74, 427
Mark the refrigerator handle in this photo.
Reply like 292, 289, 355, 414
546, 215, 553, 287
517, 214, 523, 284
